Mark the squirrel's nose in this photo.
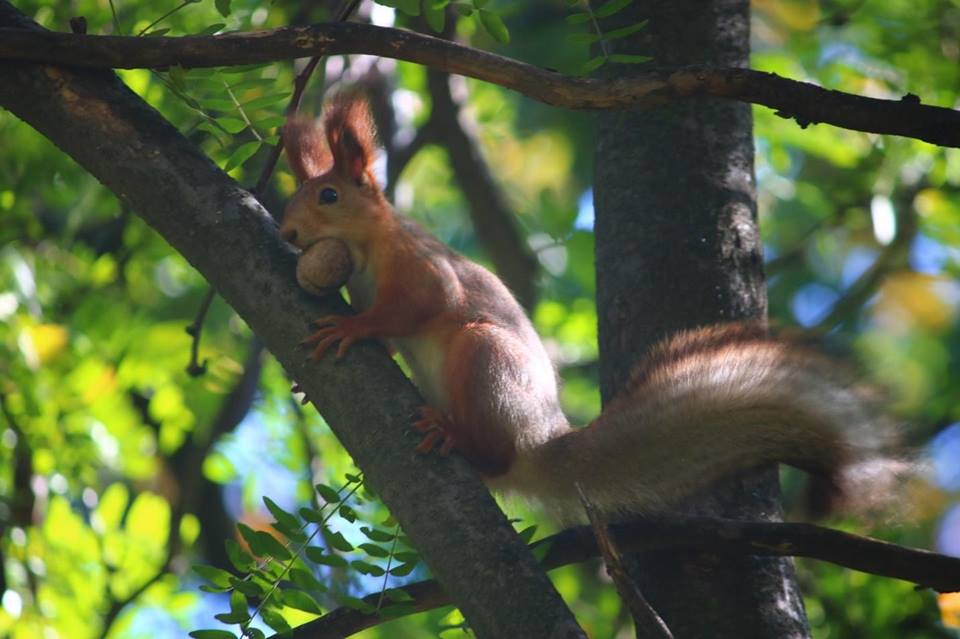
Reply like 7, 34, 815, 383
280, 227, 297, 245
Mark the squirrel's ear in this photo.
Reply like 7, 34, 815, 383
284, 117, 331, 183
323, 94, 378, 186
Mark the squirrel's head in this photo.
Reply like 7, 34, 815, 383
280, 95, 388, 255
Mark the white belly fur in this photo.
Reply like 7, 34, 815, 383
346, 268, 447, 406
391, 334, 448, 408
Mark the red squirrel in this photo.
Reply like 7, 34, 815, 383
279, 96, 887, 521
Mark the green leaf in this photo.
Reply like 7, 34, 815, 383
304, 547, 348, 567
396, 0, 420, 15
189, 631, 237, 639
517, 524, 538, 544
280, 589, 324, 614
214, 590, 250, 624
215, 0, 231, 18
144, 28, 171, 37
609, 53, 653, 64
231, 578, 265, 597
203, 98, 241, 111
338, 504, 357, 523
567, 32, 601, 44
315, 483, 341, 504
225, 539, 256, 572
423, 1, 446, 32
230, 589, 248, 616
299, 507, 324, 523
351, 560, 386, 576
223, 141, 261, 172
194, 23, 226, 36
603, 19, 648, 40
263, 497, 305, 540
260, 608, 292, 635
168, 65, 187, 91
579, 55, 607, 74
240, 93, 291, 111
236, 523, 291, 560
95, 483, 129, 531
477, 9, 509, 43
565, 12, 592, 24
193, 564, 233, 589
216, 117, 248, 135
322, 530, 354, 552
196, 122, 229, 147
257, 115, 287, 130
290, 568, 328, 593
389, 562, 417, 576
594, 0, 633, 18
452, 2, 473, 16
393, 551, 419, 563
359, 526, 395, 542
358, 543, 389, 558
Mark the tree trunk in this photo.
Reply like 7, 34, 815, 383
593, 1, 811, 637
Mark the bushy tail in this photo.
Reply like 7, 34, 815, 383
508, 324, 897, 522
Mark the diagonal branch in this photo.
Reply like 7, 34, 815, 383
0, 22, 958, 146
284, 516, 960, 639
0, 3, 585, 637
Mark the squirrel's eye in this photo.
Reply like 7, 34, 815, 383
319, 187, 339, 205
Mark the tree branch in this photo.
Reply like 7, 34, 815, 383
1, 22, 958, 146
285, 516, 960, 638
0, 4, 585, 637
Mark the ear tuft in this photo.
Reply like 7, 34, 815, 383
284, 116, 332, 183
323, 93, 378, 186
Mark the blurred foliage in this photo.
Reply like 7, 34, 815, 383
0, 0, 958, 638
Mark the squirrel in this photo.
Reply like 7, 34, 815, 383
279, 95, 890, 522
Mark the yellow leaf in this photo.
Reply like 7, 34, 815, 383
873, 273, 960, 332
939, 592, 960, 628
25, 323, 68, 364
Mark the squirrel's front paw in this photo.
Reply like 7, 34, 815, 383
413, 405, 457, 455
301, 315, 367, 361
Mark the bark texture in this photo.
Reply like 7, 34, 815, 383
593, 1, 811, 637
0, 3, 586, 637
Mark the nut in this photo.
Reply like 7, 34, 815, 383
296, 238, 353, 296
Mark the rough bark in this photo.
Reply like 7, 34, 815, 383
594, 1, 811, 637
0, 3, 585, 637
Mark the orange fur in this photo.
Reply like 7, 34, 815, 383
281, 95, 896, 523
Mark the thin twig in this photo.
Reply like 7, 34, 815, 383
576, 483, 672, 639
184, 286, 215, 376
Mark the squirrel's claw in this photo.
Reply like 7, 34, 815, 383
302, 315, 364, 361
413, 406, 457, 455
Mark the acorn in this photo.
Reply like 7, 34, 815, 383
296, 237, 353, 296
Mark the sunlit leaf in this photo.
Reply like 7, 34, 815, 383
223, 141, 261, 171
280, 589, 323, 614
478, 9, 510, 43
